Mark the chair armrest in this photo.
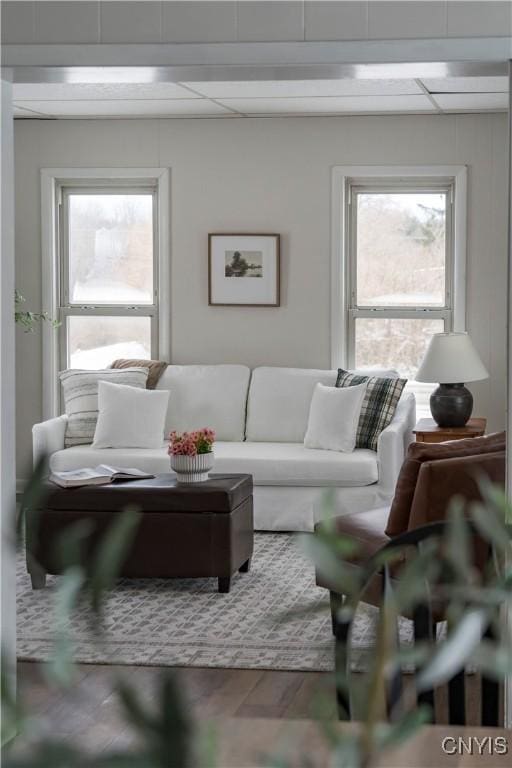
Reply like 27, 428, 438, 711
376, 393, 416, 495
408, 451, 506, 529
32, 415, 68, 468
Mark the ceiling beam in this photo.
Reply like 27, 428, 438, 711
2, 37, 511, 74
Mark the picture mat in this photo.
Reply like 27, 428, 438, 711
210, 235, 278, 304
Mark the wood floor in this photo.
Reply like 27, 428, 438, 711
12, 662, 337, 755
10, 661, 488, 759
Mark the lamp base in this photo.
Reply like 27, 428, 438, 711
430, 383, 473, 428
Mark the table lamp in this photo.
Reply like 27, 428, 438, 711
415, 332, 488, 428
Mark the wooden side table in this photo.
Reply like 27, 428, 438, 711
413, 417, 486, 443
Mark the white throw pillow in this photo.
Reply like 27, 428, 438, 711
304, 382, 368, 453
93, 381, 170, 449
59, 367, 149, 447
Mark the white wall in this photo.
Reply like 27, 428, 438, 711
2, 78, 17, 714
14, 112, 508, 477
3, 1, 510, 45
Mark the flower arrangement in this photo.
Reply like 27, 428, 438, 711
168, 428, 215, 457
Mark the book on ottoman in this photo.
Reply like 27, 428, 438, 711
49, 465, 154, 488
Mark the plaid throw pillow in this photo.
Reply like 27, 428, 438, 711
336, 369, 407, 452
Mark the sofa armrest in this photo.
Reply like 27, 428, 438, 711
376, 393, 416, 495
32, 415, 68, 468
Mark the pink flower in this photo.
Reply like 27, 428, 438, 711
168, 427, 215, 456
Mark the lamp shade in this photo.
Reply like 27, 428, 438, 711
416, 332, 488, 384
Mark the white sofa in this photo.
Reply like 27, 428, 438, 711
33, 365, 416, 532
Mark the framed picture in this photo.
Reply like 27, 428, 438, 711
208, 233, 280, 306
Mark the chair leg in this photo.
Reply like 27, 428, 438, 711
329, 591, 344, 636
481, 623, 500, 727
29, 561, 47, 590
413, 604, 435, 719
218, 577, 231, 593
334, 617, 351, 721
448, 670, 466, 726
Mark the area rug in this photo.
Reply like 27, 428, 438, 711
17, 532, 413, 672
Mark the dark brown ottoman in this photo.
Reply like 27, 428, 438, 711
27, 473, 253, 593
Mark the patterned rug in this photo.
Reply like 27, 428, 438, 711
17, 533, 412, 672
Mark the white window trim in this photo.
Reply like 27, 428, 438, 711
41, 167, 170, 419
330, 165, 467, 370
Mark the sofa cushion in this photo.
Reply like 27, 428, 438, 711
246, 367, 399, 443
155, 365, 250, 442
385, 431, 506, 537
50, 441, 379, 488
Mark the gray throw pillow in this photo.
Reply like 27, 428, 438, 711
59, 367, 149, 447
336, 369, 407, 452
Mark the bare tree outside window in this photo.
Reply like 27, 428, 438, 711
350, 190, 450, 382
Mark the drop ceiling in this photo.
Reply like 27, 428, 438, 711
12, 75, 509, 119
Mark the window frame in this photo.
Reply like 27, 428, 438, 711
59, 184, 159, 374
347, 179, 454, 371
331, 165, 467, 374
41, 168, 170, 419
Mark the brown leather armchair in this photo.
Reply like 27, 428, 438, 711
315, 432, 506, 618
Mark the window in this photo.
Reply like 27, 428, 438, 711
332, 167, 466, 416
42, 168, 170, 418
59, 188, 157, 370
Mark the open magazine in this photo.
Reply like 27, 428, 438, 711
49, 465, 154, 488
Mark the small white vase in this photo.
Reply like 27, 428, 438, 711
170, 451, 214, 483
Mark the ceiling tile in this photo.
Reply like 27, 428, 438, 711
183, 79, 423, 99
422, 76, 509, 94
13, 99, 233, 118
13, 82, 200, 101
433, 93, 508, 111
217, 95, 436, 115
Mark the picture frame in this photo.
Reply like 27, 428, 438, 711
208, 233, 280, 307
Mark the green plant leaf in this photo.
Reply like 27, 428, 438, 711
89, 507, 141, 615
417, 608, 488, 690
445, 499, 472, 580
375, 705, 431, 749
196, 722, 217, 768
299, 534, 362, 598
158, 673, 192, 767
1, 653, 24, 747
330, 734, 361, 768
390, 542, 440, 614
18, 454, 50, 545
52, 518, 94, 572
117, 678, 157, 737
44, 565, 85, 687
471, 641, 512, 681
2, 740, 84, 767
470, 501, 511, 556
